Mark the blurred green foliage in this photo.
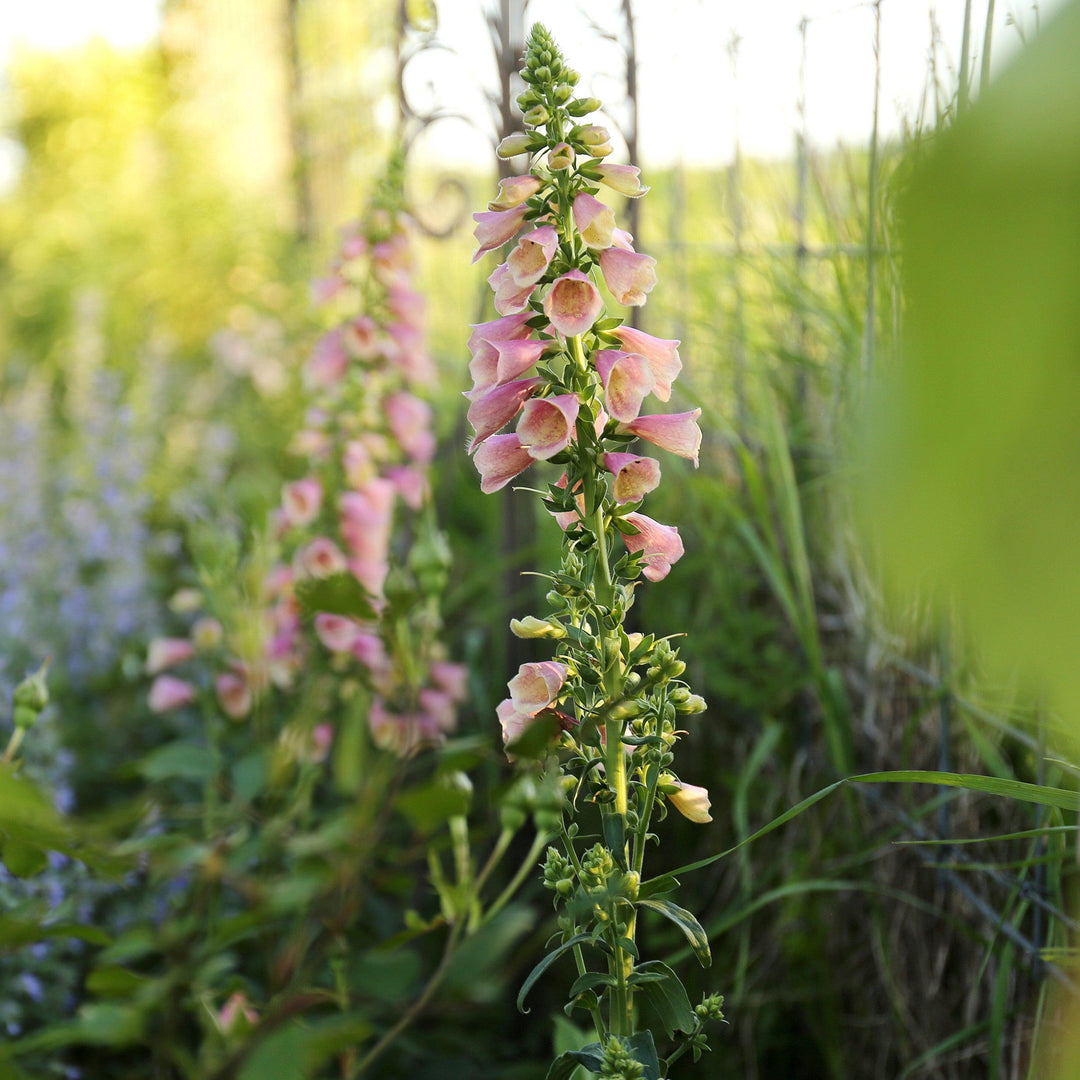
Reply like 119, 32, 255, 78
864, 0, 1080, 757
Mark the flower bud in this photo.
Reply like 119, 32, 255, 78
548, 142, 575, 170
12, 661, 49, 729
574, 124, 613, 157
553, 83, 574, 104
676, 693, 707, 714
523, 104, 550, 127
566, 97, 602, 117
497, 133, 532, 159
510, 616, 567, 639
533, 65, 551, 82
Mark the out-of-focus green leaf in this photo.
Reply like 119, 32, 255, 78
0, 915, 110, 950
138, 741, 216, 783
396, 779, 470, 832
862, 0, 1080, 749
294, 573, 376, 621
85, 965, 146, 997
237, 1014, 373, 1080
1, 838, 48, 878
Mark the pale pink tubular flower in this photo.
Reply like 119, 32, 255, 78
599, 248, 658, 306
469, 338, 549, 394
384, 464, 428, 510
215, 671, 252, 720
297, 537, 349, 578
473, 433, 534, 493
281, 478, 323, 528
466, 377, 543, 448
507, 225, 559, 288
609, 326, 682, 402
497, 697, 535, 749
594, 163, 649, 198
472, 205, 529, 262
310, 273, 344, 306
305, 328, 348, 387
543, 270, 603, 337
618, 410, 702, 466
349, 557, 388, 600
488, 262, 535, 315
467, 311, 534, 353
596, 350, 655, 422
339, 478, 396, 564
148, 675, 196, 713
611, 228, 635, 251
430, 660, 469, 702
352, 632, 388, 674
384, 391, 436, 463
219, 992, 258, 1035
419, 687, 458, 732
343, 315, 381, 359
314, 613, 361, 653
572, 192, 616, 249
342, 440, 373, 488
603, 452, 662, 503
618, 512, 685, 582
489, 174, 543, 211
517, 394, 580, 460
664, 777, 712, 823
508, 660, 569, 715
146, 637, 196, 675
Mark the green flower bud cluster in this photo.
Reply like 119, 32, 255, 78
12, 661, 49, 731
598, 1037, 645, 1080
542, 845, 575, 898
579, 841, 616, 893
695, 993, 726, 1022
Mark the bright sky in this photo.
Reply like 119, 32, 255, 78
0, 0, 1066, 170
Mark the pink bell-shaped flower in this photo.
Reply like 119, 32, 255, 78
466, 377, 543, 449
543, 270, 603, 337
596, 350, 655, 422
508, 225, 559, 288
603, 452, 661, 503
572, 193, 616, 250
617, 512, 685, 582
472, 204, 529, 262
599, 248, 657, 306
488, 262, 536, 315
618, 409, 702, 466
609, 326, 682, 401
517, 394, 580, 460
473, 433, 535, 493
508, 660, 569, 714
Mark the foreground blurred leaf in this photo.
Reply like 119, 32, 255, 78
862, 0, 1080, 748
138, 741, 216, 783
294, 573, 377, 621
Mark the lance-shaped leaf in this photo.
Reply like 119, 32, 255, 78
637, 898, 711, 968
517, 933, 594, 1013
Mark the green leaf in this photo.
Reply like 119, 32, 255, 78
505, 713, 562, 760
637, 899, 711, 968
637, 873, 679, 900
518, 933, 593, 1013
0, 916, 110, 950
546, 1042, 604, 1080
1, 838, 47, 878
0, 764, 72, 855
85, 965, 146, 997
138, 741, 215, 783
237, 1014, 374, 1080
849, 770, 1080, 812
231, 749, 268, 803
294, 572, 376, 621
568, 970, 616, 998
396, 779, 471, 832
630, 960, 697, 1038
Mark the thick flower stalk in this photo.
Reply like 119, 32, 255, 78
467, 24, 724, 1076
149, 164, 465, 758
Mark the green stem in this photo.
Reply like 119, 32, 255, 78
482, 830, 549, 926
1, 727, 25, 765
